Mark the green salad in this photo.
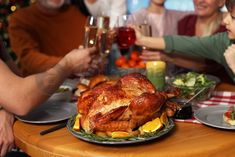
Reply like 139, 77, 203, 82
171, 72, 216, 99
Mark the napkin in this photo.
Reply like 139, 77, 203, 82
174, 91, 235, 124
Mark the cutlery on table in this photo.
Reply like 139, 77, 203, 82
40, 122, 67, 135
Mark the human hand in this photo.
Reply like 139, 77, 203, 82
63, 46, 97, 74
130, 25, 145, 46
0, 110, 14, 157
140, 50, 170, 62
79, 54, 108, 77
224, 44, 235, 74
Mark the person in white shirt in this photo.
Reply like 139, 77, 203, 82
84, 0, 127, 27
130, 0, 190, 37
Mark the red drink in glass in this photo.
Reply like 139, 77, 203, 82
117, 27, 136, 49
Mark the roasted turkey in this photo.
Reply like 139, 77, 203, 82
78, 73, 179, 134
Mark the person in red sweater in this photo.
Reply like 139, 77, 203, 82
8, 0, 88, 75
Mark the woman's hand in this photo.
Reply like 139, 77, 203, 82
131, 26, 166, 50
131, 25, 145, 46
140, 50, 173, 62
140, 50, 162, 61
224, 44, 235, 74
0, 110, 14, 157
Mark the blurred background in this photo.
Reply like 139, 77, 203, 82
0, 0, 226, 60
127, 0, 194, 14
0, 0, 194, 59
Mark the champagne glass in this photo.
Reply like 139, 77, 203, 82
84, 16, 98, 48
138, 17, 152, 50
81, 16, 113, 77
96, 16, 114, 57
84, 16, 113, 55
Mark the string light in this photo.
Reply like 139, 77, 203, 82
10, 5, 17, 12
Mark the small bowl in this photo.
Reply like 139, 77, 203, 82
49, 85, 72, 102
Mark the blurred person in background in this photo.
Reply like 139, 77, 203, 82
140, 0, 227, 78
130, 0, 190, 36
8, 0, 102, 76
178, 0, 226, 36
83, 0, 127, 27
129, 0, 190, 76
133, 0, 235, 83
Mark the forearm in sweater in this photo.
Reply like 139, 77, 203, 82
20, 50, 62, 75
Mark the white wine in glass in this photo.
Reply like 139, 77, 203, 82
139, 24, 152, 37
139, 24, 152, 50
84, 16, 98, 48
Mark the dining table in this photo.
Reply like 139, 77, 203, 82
13, 82, 235, 157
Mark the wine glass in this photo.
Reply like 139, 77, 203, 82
116, 15, 136, 55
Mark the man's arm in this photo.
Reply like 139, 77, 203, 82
0, 109, 14, 157
0, 47, 95, 116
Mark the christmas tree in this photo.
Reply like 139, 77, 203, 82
0, 0, 32, 59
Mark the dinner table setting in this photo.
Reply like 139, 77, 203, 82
13, 15, 235, 157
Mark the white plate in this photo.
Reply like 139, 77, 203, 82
194, 105, 235, 130
16, 101, 77, 124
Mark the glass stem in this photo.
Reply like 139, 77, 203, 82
120, 48, 129, 56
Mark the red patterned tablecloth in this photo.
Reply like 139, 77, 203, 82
175, 91, 235, 123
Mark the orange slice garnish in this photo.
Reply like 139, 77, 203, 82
73, 115, 81, 131
111, 131, 130, 138
160, 112, 169, 125
139, 118, 163, 133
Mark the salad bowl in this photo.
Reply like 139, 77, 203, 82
168, 72, 220, 102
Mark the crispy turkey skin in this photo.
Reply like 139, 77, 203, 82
78, 73, 168, 133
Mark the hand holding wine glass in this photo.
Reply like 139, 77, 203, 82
81, 16, 114, 77
116, 15, 137, 56
138, 20, 152, 50
130, 25, 146, 46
